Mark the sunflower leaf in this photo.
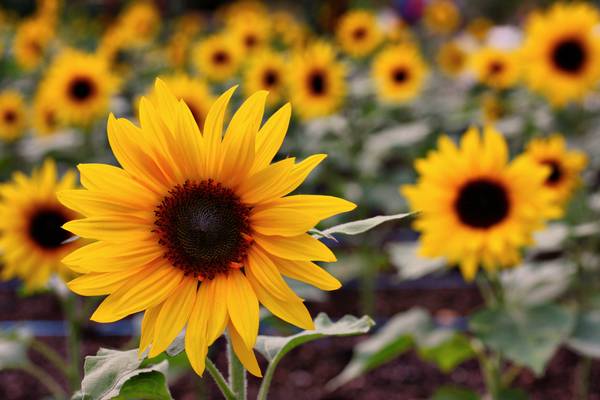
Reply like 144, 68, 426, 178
567, 310, 600, 358
313, 213, 413, 238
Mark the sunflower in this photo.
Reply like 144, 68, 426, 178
423, 0, 460, 35
58, 80, 355, 377
193, 35, 243, 83
401, 127, 560, 280
243, 50, 287, 106
41, 49, 119, 127
13, 17, 54, 71
32, 84, 62, 136
287, 42, 346, 120
372, 43, 428, 104
436, 41, 468, 77
524, 134, 587, 204
466, 17, 493, 42
469, 47, 519, 89
336, 10, 383, 58
116, 1, 160, 48
0, 90, 27, 141
520, 3, 600, 106
226, 11, 271, 56
271, 10, 307, 50
0, 159, 79, 291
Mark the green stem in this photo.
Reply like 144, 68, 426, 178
63, 293, 82, 391
472, 339, 501, 399
501, 364, 522, 387
20, 363, 67, 399
227, 336, 246, 400
29, 338, 69, 378
205, 358, 237, 400
576, 356, 592, 400
257, 359, 277, 400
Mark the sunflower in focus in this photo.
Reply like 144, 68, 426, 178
226, 11, 271, 56
58, 80, 355, 377
524, 135, 587, 204
402, 127, 560, 280
33, 85, 62, 136
288, 42, 346, 120
372, 44, 428, 104
470, 47, 519, 89
243, 50, 287, 106
0, 90, 27, 141
0, 160, 79, 291
13, 17, 54, 71
423, 0, 460, 35
193, 35, 242, 82
116, 1, 160, 47
520, 3, 600, 106
437, 41, 467, 77
336, 10, 383, 58
42, 49, 119, 127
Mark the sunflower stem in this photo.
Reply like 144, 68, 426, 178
256, 360, 277, 400
29, 337, 70, 378
227, 335, 247, 400
19, 363, 68, 399
206, 358, 237, 400
62, 292, 82, 392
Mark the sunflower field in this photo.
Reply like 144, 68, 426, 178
1, 0, 600, 399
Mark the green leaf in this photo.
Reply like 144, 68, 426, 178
470, 304, 575, 375
79, 348, 172, 400
419, 333, 475, 373
430, 386, 479, 400
113, 371, 171, 400
497, 388, 529, 400
312, 213, 413, 238
501, 261, 574, 306
567, 310, 600, 357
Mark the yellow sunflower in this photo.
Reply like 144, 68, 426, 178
243, 50, 287, 106
336, 10, 383, 58
401, 126, 560, 280
58, 80, 355, 377
437, 41, 468, 77
372, 43, 428, 104
0, 90, 27, 141
0, 159, 79, 291
226, 11, 271, 56
466, 17, 493, 42
520, 3, 600, 106
116, 1, 160, 48
271, 10, 307, 50
469, 47, 519, 89
423, 0, 460, 36
524, 134, 587, 204
287, 41, 346, 120
32, 85, 62, 136
193, 35, 243, 82
41, 49, 119, 127
13, 17, 54, 71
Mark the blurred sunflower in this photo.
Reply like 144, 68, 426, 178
243, 50, 287, 106
336, 10, 383, 58
525, 135, 587, 204
0, 160, 79, 291
288, 42, 346, 120
272, 10, 307, 49
521, 3, 600, 106
166, 32, 191, 69
42, 49, 119, 127
470, 47, 519, 89
372, 44, 428, 104
0, 90, 27, 141
437, 41, 467, 77
481, 94, 508, 124
466, 17, 493, 42
33, 86, 61, 136
13, 17, 54, 71
98, 27, 130, 70
402, 127, 560, 280
193, 35, 242, 82
116, 1, 160, 47
226, 12, 271, 56
385, 19, 415, 44
423, 0, 460, 35
59, 80, 354, 377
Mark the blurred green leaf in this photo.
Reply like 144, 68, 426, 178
313, 213, 413, 238
430, 386, 479, 400
567, 310, 600, 358
113, 371, 171, 400
498, 388, 529, 400
470, 304, 575, 375
419, 333, 475, 373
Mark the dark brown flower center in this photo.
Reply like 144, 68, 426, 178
154, 180, 252, 279
307, 70, 327, 95
552, 38, 586, 74
391, 67, 409, 83
542, 160, 563, 185
68, 77, 96, 102
352, 27, 367, 41
454, 179, 510, 229
3, 110, 17, 124
244, 34, 258, 49
262, 69, 279, 87
28, 208, 72, 250
488, 61, 504, 75
212, 50, 230, 65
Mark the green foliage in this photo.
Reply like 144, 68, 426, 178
567, 310, 600, 357
430, 386, 479, 400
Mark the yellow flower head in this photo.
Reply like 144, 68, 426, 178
0, 159, 80, 290
402, 127, 560, 281
520, 2, 600, 106
466, 17, 493, 42
437, 40, 468, 77
336, 10, 383, 58
116, 1, 160, 47
193, 34, 243, 82
13, 17, 54, 71
41, 49, 119, 127
470, 47, 520, 89
524, 134, 588, 204
225, 11, 271, 56
372, 43, 428, 104
423, 0, 460, 35
0, 90, 27, 141
271, 10, 308, 50
243, 50, 288, 106
287, 41, 346, 120
58, 80, 355, 377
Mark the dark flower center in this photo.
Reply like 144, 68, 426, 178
542, 160, 563, 185
3, 110, 17, 124
154, 180, 252, 279
488, 61, 504, 75
352, 27, 367, 41
392, 67, 409, 83
68, 77, 96, 102
454, 179, 510, 229
28, 208, 72, 250
307, 70, 327, 95
552, 38, 586, 74
263, 69, 279, 87
244, 34, 258, 49
45, 110, 56, 128
212, 50, 230, 65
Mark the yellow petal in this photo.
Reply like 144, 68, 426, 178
274, 154, 327, 197
226, 270, 259, 350
185, 282, 211, 376
63, 216, 153, 242
251, 102, 291, 173
255, 195, 356, 221
203, 86, 237, 178
273, 256, 341, 291
254, 233, 337, 262
250, 208, 317, 236
238, 158, 295, 205
228, 321, 262, 377
67, 266, 147, 296
139, 303, 162, 356
62, 240, 162, 272
57, 189, 139, 217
